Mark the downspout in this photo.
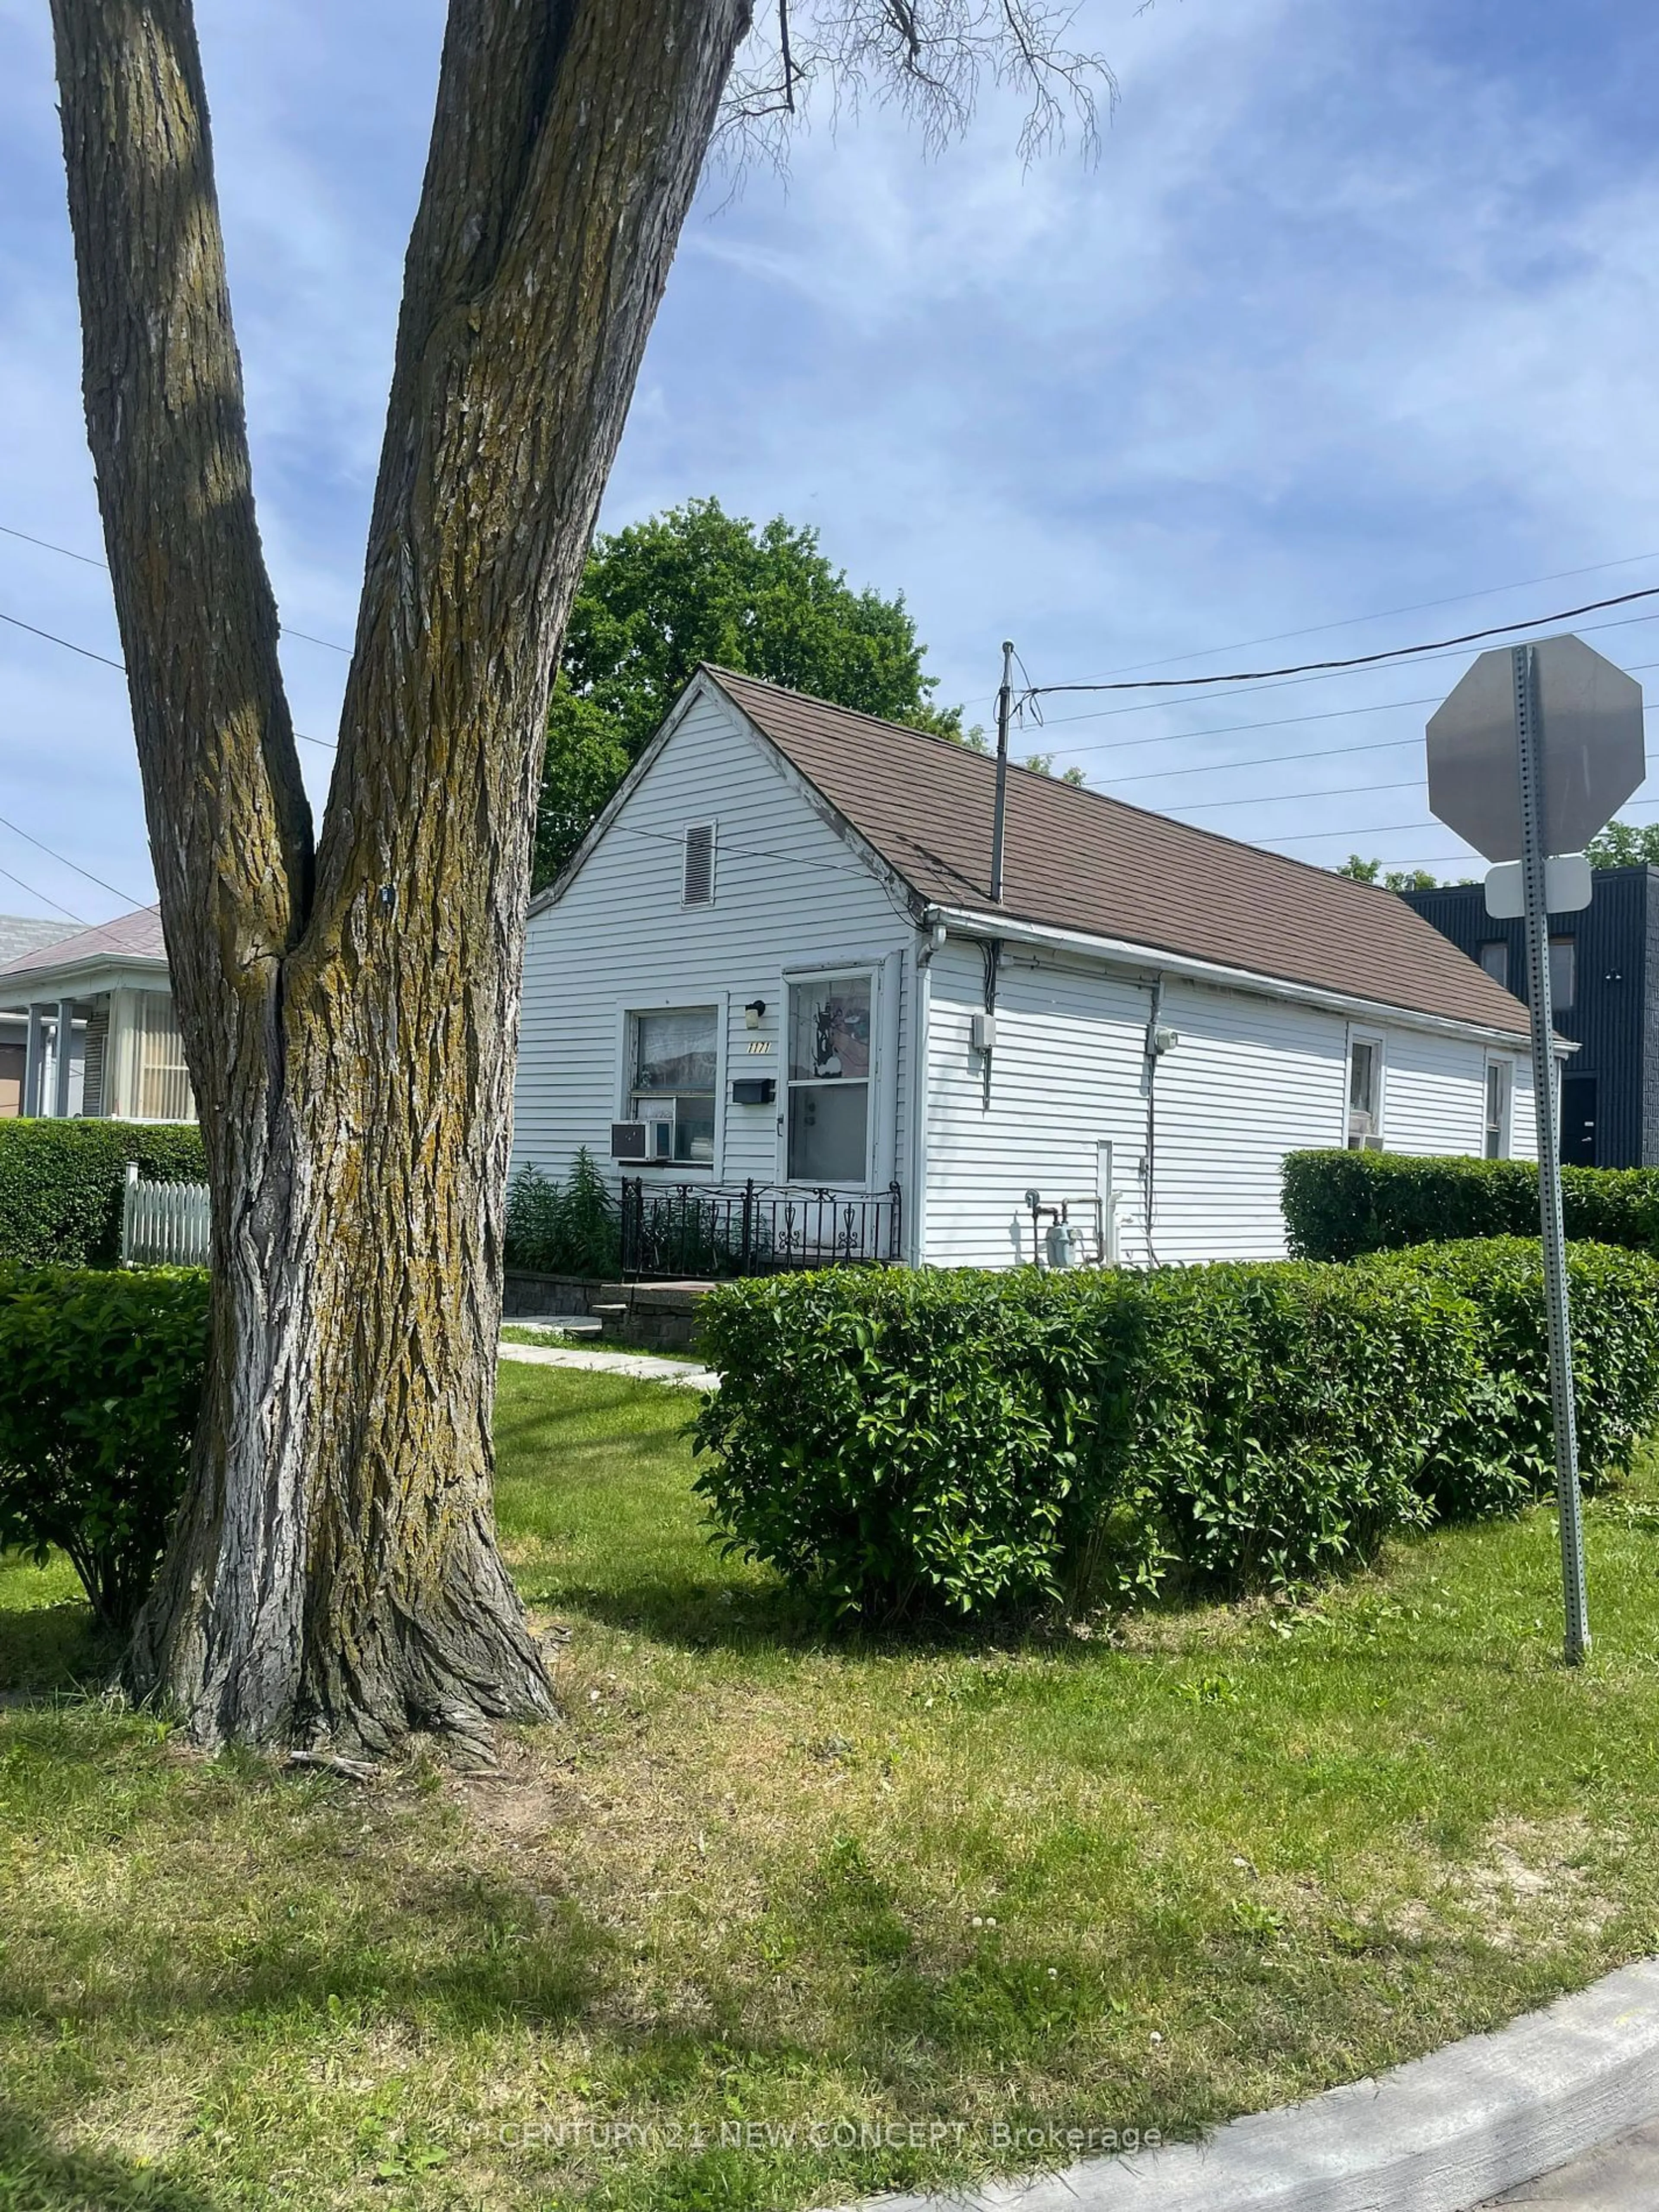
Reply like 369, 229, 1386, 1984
979, 936, 1001, 1112
1142, 975, 1165, 1267
910, 917, 945, 1266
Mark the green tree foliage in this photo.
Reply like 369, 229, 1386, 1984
1588, 819, 1659, 868
1336, 856, 1440, 891
533, 498, 960, 887
1022, 753, 1087, 786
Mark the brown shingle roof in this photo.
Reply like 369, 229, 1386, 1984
706, 667, 1529, 1038
0, 904, 165, 984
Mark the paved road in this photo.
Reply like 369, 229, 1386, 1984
1477, 2117, 1659, 2207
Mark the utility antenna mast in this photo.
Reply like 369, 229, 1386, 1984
990, 639, 1014, 903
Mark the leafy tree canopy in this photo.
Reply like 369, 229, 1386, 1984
1336, 856, 1440, 892
1589, 819, 1659, 868
534, 497, 960, 887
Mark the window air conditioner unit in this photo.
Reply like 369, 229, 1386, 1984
611, 1122, 648, 1161
1347, 1112, 1383, 1152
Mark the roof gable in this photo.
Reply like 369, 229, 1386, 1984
705, 667, 1529, 1038
0, 904, 166, 988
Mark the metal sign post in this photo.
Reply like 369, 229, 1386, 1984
1427, 630, 1645, 1668
1512, 643, 1590, 1664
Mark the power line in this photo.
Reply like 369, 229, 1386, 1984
1066, 547, 1659, 686
0, 810, 146, 908
0, 860, 83, 923
1048, 653, 1659, 789
1020, 607, 1659, 735
0, 518, 352, 654
1170, 776, 1427, 814
0, 605, 337, 748
1020, 585, 1659, 704
0, 521, 105, 569
0, 607, 124, 671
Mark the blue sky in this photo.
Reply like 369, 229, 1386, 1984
2, 0, 1658, 925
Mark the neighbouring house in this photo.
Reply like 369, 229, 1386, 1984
0, 905, 195, 1122
1404, 866, 1658, 1168
514, 666, 1538, 1272
0, 915, 77, 1116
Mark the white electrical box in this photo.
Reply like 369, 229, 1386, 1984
972, 1011, 997, 1052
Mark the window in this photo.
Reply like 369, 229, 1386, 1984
136, 992, 195, 1122
1549, 936, 1576, 1012
1484, 1059, 1513, 1160
786, 972, 873, 1184
1478, 942, 1509, 991
1347, 1035, 1382, 1150
681, 822, 716, 907
628, 1007, 717, 1164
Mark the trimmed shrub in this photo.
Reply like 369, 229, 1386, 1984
1359, 1239, 1659, 1516
692, 1244, 1659, 1624
504, 1148, 620, 1278
0, 1119, 207, 1268
0, 1265, 208, 1632
1282, 1148, 1659, 1264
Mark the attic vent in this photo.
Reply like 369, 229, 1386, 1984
682, 821, 716, 906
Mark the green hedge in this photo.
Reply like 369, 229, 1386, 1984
0, 1119, 207, 1267
692, 1243, 1659, 1623
1359, 1239, 1659, 1515
1282, 1148, 1659, 1263
0, 1265, 208, 1632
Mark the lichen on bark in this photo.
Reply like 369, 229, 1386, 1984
49, 0, 754, 1757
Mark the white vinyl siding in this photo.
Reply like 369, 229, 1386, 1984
514, 688, 914, 1200
923, 941, 1154, 1268
1143, 982, 1348, 1262
1382, 1027, 1500, 1157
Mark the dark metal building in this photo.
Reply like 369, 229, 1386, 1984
1402, 867, 1659, 1168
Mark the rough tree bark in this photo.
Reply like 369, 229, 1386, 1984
49, 0, 753, 1756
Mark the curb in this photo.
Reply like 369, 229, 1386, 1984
834, 1958, 1659, 2212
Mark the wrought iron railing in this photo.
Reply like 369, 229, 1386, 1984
620, 1177, 902, 1279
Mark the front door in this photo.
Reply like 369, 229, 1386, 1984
1560, 1074, 1597, 1167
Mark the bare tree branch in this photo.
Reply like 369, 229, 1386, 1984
718, 0, 1114, 176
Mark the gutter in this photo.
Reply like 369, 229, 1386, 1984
0, 957, 168, 1009
922, 904, 1552, 1055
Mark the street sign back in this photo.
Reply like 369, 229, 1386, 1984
1426, 633, 1644, 862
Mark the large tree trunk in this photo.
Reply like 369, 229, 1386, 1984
50, 0, 753, 1756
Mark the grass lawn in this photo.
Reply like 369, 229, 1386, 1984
5, 1364, 1659, 2210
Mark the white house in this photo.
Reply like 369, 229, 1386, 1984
515, 666, 1537, 1270
0, 906, 195, 1123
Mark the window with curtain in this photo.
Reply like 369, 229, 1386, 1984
629, 1007, 717, 1163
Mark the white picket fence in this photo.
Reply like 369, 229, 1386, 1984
121, 1160, 211, 1268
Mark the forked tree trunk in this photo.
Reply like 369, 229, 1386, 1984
49, 0, 753, 1755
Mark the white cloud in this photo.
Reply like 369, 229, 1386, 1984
1, 0, 1656, 910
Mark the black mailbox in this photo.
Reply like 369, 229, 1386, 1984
730, 1077, 776, 1105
